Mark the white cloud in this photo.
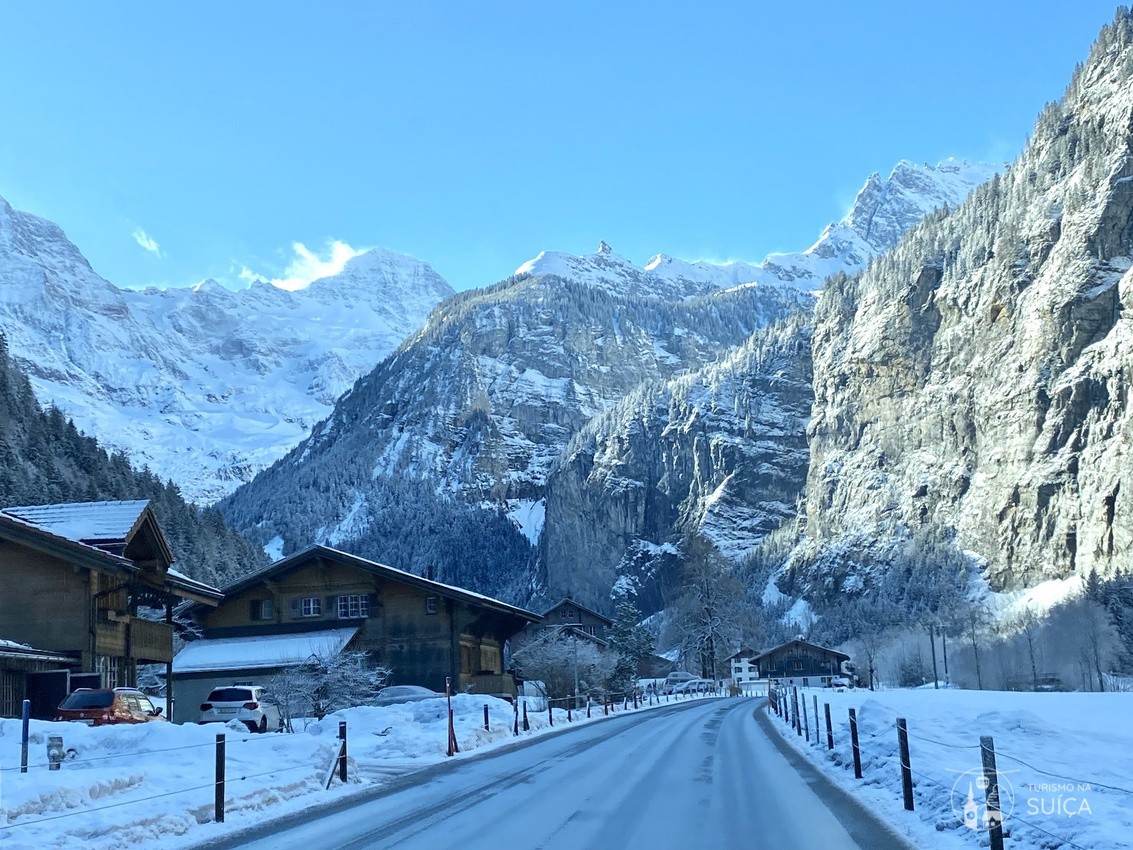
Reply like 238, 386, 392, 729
132, 227, 163, 258
261, 240, 367, 291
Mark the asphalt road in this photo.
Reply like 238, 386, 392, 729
210, 698, 908, 850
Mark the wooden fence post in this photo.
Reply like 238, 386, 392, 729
813, 695, 820, 745
849, 708, 862, 779
897, 718, 914, 811
825, 703, 834, 750
980, 736, 1006, 850
802, 695, 810, 741
522, 699, 530, 732
483, 704, 489, 732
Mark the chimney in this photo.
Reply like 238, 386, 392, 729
425, 564, 435, 581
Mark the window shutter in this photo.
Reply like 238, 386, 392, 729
327, 595, 338, 619
368, 593, 378, 616
248, 599, 260, 621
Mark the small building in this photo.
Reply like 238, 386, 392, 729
512, 598, 613, 653
172, 545, 540, 723
727, 647, 761, 687
751, 638, 850, 689
0, 500, 222, 718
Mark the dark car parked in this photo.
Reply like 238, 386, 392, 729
55, 688, 167, 726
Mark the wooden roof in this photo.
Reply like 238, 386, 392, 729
213, 545, 542, 623
752, 638, 850, 663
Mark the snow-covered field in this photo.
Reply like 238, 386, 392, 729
0, 692, 695, 850
767, 687, 1133, 850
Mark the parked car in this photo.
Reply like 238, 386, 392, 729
673, 678, 713, 695
661, 671, 695, 694
199, 686, 281, 733
372, 685, 442, 706
56, 688, 167, 726
826, 677, 852, 690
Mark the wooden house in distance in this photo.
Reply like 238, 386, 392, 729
511, 597, 613, 653
0, 500, 222, 718
750, 638, 851, 689
172, 545, 540, 723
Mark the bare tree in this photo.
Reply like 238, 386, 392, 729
267, 647, 391, 726
511, 630, 618, 701
669, 536, 748, 681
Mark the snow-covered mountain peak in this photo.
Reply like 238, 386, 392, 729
511, 159, 996, 302
0, 197, 455, 503
0, 194, 102, 284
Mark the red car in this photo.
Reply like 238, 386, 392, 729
55, 688, 167, 726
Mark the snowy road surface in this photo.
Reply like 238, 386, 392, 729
206, 698, 907, 850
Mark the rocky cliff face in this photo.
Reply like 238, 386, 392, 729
219, 269, 811, 555
0, 196, 452, 502
797, 10, 1133, 595
542, 315, 813, 608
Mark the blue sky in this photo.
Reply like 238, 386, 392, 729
0, 2, 1122, 292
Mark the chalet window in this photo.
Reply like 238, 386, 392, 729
338, 594, 369, 619
792, 660, 803, 671
301, 597, 322, 617
425, 596, 438, 615
560, 608, 578, 621
249, 599, 273, 621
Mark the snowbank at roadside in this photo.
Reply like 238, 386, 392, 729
0, 691, 701, 850
766, 687, 1133, 850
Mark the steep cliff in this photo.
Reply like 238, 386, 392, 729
542, 315, 813, 609
797, 10, 1133, 595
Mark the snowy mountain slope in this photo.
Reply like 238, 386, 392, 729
219, 274, 812, 561
515, 159, 997, 299
795, 10, 1133, 595
0, 198, 453, 503
221, 157, 994, 601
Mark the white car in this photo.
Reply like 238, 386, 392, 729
199, 686, 281, 733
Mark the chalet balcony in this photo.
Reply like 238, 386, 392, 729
94, 619, 172, 663
461, 673, 517, 699
95, 620, 127, 657
130, 619, 173, 664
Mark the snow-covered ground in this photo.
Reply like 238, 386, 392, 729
767, 687, 1133, 850
0, 692, 701, 850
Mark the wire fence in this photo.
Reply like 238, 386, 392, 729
766, 685, 1125, 850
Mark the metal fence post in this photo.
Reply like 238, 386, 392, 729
980, 736, 1006, 850
825, 703, 834, 750
20, 700, 29, 774
849, 708, 863, 779
483, 704, 489, 732
897, 718, 914, 811
214, 733, 225, 823
338, 721, 347, 784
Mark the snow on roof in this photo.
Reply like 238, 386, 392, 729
172, 627, 359, 674
2, 500, 150, 544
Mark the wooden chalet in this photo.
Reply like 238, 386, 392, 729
0, 500, 222, 718
173, 545, 541, 722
